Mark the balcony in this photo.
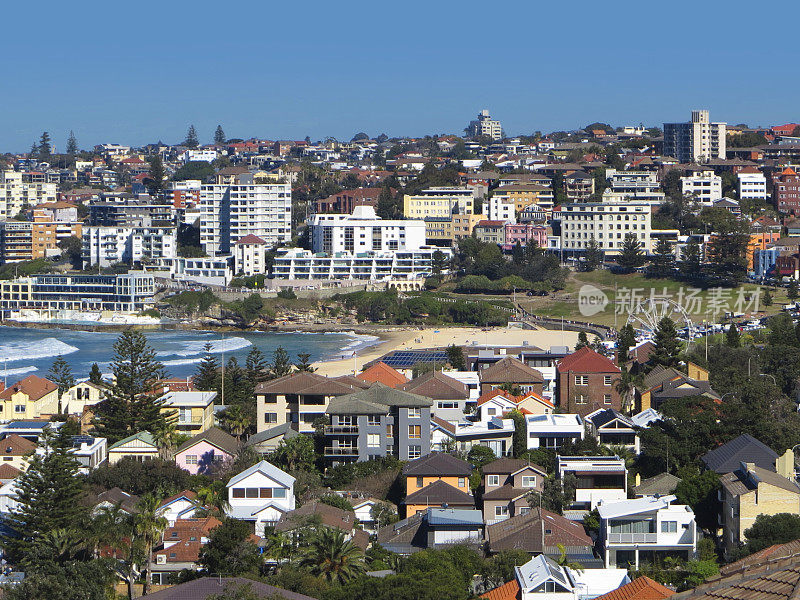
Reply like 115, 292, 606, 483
324, 425, 359, 435
608, 532, 658, 544
324, 446, 359, 456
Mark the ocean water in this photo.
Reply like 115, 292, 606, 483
0, 326, 379, 382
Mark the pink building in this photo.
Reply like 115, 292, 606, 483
502, 223, 547, 251
175, 427, 239, 475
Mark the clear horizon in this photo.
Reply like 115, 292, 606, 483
3, 0, 798, 152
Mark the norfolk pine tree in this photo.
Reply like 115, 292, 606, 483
195, 343, 221, 391
184, 124, 199, 148
66, 130, 78, 154
48, 355, 75, 414
214, 125, 226, 145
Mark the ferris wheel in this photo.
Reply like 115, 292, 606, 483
625, 297, 697, 343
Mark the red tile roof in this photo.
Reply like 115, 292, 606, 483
0, 375, 57, 401
481, 579, 520, 600
476, 389, 516, 406
557, 346, 620, 374
0, 464, 21, 480
357, 362, 408, 388
592, 577, 674, 600
235, 234, 268, 245
0, 434, 37, 456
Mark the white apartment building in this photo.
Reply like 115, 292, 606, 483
604, 169, 665, 204
82, 226, 177, 268
681, 170, 722, 204
181, 149, 218, 163
737, 168, 768, 201
466, 109, 503, 140
233, 234, 269, 276
199, 172, 291, 256
488, 196, 516, 223
560, 198, 653, 255
272, 246, 451, 281
0, 170, 58, 219
310, 205, 427, 254
663, 110, 726, 163
153, 255, 234, 286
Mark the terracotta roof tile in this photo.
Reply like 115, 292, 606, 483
0, 434, 37, 456
557, 347, 620, 374
592, 577, 674, 600
0, 375, 57, 401
356, 362, 408, 388
481, 579, 520, 600
481, 356, 544, 384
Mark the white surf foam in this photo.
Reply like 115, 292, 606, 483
0, 338, 80, 363
158, 337, 253, 358
0, 365, 38, 377
162, 357, 205, 367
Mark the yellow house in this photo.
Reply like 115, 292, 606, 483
720, 462, 800, 553
403, 452, 474, 517
158, 391, 217, 434
107, 431, 160, 464
425, 213, 485, 245
493, 183, 554, 210
403, 192, 474, 220
62, 381, 106, 416
0, 375, 59, 420
0, 434, 37, 472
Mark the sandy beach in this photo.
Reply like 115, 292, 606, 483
313, 325, 580, 377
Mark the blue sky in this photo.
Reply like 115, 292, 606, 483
2, 0, 796, 151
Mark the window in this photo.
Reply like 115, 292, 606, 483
232, 488, 245, 498
487, 407, 496, 416
521, 475, 537, 488
661, 521, 678, 533
185, 455, 198, 465
264, 412, 277, 424
2, 457, 11, 462
260, 488, 273, 498
386, 424, 394, 438
575, 375, 589, 385
273, 488, 287, 498
367, 415, 381, 426
487, 475, 500, 487
575, 395, 587, 404
245, 488, 258, 498
520, 507, 530, 515
437, 401, 458, 409
458, 477, 466, 488
408, 445, 422, 460
14, 405, 25, 414
367, 434, 380, 448
408, 425, 421, 439
407, 408, 421, 418
495, 505, 509, 517
604, 375, 612, 385
416, 476, 424, 488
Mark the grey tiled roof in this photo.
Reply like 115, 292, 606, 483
702, 434, 778, 474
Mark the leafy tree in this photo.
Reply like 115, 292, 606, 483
174, 160, 215, 181
376, 185, 399, 219
616, 233, 646, 272
66, 130, 78, 154
681, 237, 702, 278
48, 355, 74, 413
763, 288, 773, 306
319, 493, 355, 512
725, 324, 741, 348
295, 352, 316, 372
466, 445, 496, 470
199, 518, 262, 576
88, 363, 104, 385
219, 404, 251, 441
86, 456, 192, 496
92, 330, 172, 443
744, 513, 800, 554
675, 469, 720, 531
481, 549, 531, 589
583, 237, 603, 271
651, 317, 681, 368
269, 435, 316, 472
184, 124, 199, 148
299, 527, 366, 583
58, 235, 83, 269
2, 559, 115, 600
446, 344, 466, 370
648, 238, 675, 278
2, 428, 87, 566
370, 502, 398, 529
195, 343, 221, 391
270, 346, 292, 379
789, 280, 799, 301
527, 474, 577, 515
614, 367, 639, 413
214, 125, 226, 145
38, 131, 52, 159
145, 154, 166, 194
575, 331, 590, 350
508, 409, 527, 458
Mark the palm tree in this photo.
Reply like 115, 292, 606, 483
220, 405, 251, 441
135, 494, 168, 596
92, 503, 141, 600
555, 543, 584, 573
152, 424, 178, 460
614, 367, 639, 414
196, 481, 230, 516
297, 527, 366, 584
265, 529, 293, 566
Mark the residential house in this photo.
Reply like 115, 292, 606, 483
338, 494, 392, 534
107, 431, 160, 464
378, 507, 484, 555
66, 435, 107, 473
255, 372, 364, 435
0, 465, 21, 484
482, 458, 546, 523
526, 413, 584, 450
773, 167, 800, 214
0, 434, 36, 472
475, 220, 508, 245
640, 365, 719, 411
233, 233, 269, 276
585, 409, 640, 454
158, 491, 201, 526
480, 356, 545, 396
702, 434, 778, 474
275, 501, 369, 551
137, 577, 315, 600
0, 375, 59, 420
158, 391, 217, 434
720, 461, 800, 553
480, 554, 629, 600
590, 577, 674, 600
175, 427, 239, 475
324, 383, 433, 465
60, 380, 105, 416
632, 473, 682, 498
94, 487, 141, 515
565, 171, 595, 201
357, 362, 409, 388
556, 347, 621, 415
399, 371, 469, 422
558, 455, 628, 513
152, 516, 222, 585
245, 423, 302, 454
598, 495, 697, 568
485, 507, 596, 565
430, 415, 515, 458
225, 460, 296, 536
403, 452, 474, 517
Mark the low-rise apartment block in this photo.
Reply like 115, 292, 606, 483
681, 170, 722, 204
403, 187, 475, 220
82, 226, 176, 268
559, 198, 652, 255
